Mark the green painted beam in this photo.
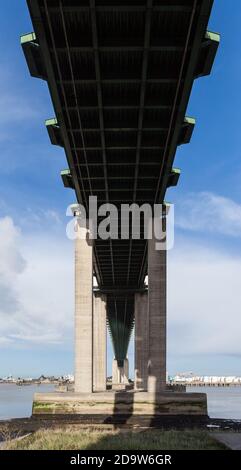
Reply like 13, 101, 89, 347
61, 169, 74, 189
205, 31, 220, 43
20, 32, 37, 44
21, 31, 46, 80
167, 168, 181, 188
45, 118, 58, 127
46, 118, 63, 147
107, 297, 135, 363
178, 116, 196, 145
195, 30, 220, 78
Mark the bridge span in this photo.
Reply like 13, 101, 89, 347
22, 0, 219, 416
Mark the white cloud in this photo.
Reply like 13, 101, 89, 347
0, 216, 74, 348
176, 191, 241, 236
0, 217, 26, 315
1, 203, 241, 376
0, 337, 14, 347
0, 217, 26, 275
168, 240, 241, 359
18, 207, 63, 230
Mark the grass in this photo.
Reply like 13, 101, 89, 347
3, 428, 226, 450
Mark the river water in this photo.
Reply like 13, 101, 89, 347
189, 386, 241, 420
0, 384, 241, 420
0, 384, 55, 420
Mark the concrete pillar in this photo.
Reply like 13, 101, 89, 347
74, 215, 93, 393
147, 216, 167, 393
112, 359, 119, 385
123, 358, 129, 384
134, 292, 148, 391
93, 294, 107, 392
112, 359, 129, 385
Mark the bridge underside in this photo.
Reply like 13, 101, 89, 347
23, 0, 219, 391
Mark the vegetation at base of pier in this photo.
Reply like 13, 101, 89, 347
4, 428, 226, 450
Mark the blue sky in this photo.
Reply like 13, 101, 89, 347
1, 0, 241, 378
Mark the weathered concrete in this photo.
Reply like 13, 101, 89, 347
74, 217, 93, 393
112, 383, 129, 391
93, 294, 107, 392
112, 359, 129, 388
134, 292, 148, 391
123, 359, 129, 384
147, 217, 167, 393
32, 391, 207, 418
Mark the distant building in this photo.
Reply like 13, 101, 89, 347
171, 374, 241, 386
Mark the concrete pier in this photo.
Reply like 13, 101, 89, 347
147, 217, 167, 393
93, 294, 107, 392
74, 216, 93, 393
32, 391, 208, 421
134, 292, 148, 391
112, 359, 129, 389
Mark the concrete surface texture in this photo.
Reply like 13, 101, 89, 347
93, 294, 107, 392
112, 359, 129, 386
32, 391, 207, 417
147, 223, 167, 393
75, 221, 93, 393
134, 292, 148, 391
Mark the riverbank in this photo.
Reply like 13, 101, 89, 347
2, 415, 241, 450
1, 415, 241, 437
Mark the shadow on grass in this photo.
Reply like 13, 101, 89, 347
83, 429, 227, 451
104, 389, 134, 429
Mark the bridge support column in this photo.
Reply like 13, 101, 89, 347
74, 214, 94, 393
112, 359, 129, 388
147, 217, 167, 393
93, 293, 107, 392
134, 292, 148, 391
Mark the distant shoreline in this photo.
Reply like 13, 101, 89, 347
0, 381, 67, 386
181, 383, 241, 388
1, 381, 241, 388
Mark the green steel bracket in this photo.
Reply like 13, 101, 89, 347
194, 31, 220, 79
21, 32, 46, 80
46, 118, 63, 147
178, 116, 196, 145
163, 201, 172, 209
61, 169, 74, 189
167, 168, 181, 188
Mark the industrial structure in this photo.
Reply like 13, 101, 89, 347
22, 0, 219, 419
